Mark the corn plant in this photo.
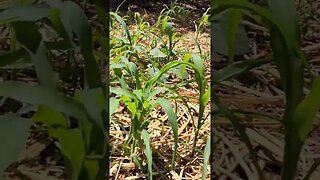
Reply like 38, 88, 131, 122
0, 0, 108, 179
212, 0, 320, 179
110, 9, 210, 179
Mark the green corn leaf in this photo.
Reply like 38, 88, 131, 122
10, 21, 41, 53
141, 130, 153, 180
110, 87, 136, 99
79, 88, 107, 158
202, 137, 211, 180
110, 12, 132, 45
0, 48, 29, 67
12, 22, 59, 90
212, 56, 272, 83
0, 114, 31, 175
81, 159, 100, 180
32, 105, 68, 128
155, 98, 178, 168
32, 106, 85, 180
0, 81, 87, 120
227, 9, 243, 63
267, 1, 304, 179
150, 47, 167, 58
201, 85, 210, 106
191, 54, 204, 76
47, 0, 104, 91
0, 3, 49, 23
79, 88, 106, 130
131, 154, 145, 172
52, 128, 86, 180
127, 62, 142, 89
211, 10, 250, 56
293, 76, 320, 141
110, 97, 120, 116
147, 87, 170, 101
48, 8, 73, 48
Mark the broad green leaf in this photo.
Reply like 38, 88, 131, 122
133, 89, 143, 103
202, 137, 210, 180
141, 130, 153, 180
0, 114, 31, 175
155, 98, 178, 168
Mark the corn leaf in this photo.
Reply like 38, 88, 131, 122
141, 130, 153, 180
201, 137, 211, 180
0, 114, 31, 175
156, 98, 178, 168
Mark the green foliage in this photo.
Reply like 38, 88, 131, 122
0, 114, 31, 174
0, 0, 108, 179
110, 7, 210, 179
212, 0, 320, 179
